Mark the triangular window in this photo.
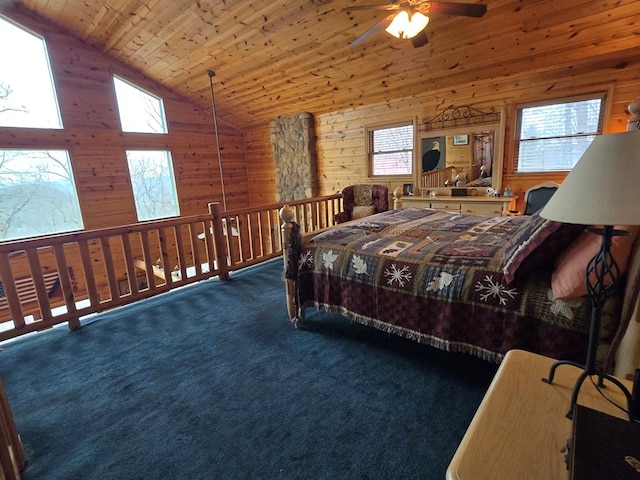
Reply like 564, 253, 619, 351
113, 75, 168, 134
0, 16, 63, 129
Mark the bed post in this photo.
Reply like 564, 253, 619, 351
279, 205, 299, 324
393, 187, 404, 209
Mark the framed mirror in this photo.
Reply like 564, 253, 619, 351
415, 106, 505, 195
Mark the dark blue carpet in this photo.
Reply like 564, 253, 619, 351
0, 258, 497, 479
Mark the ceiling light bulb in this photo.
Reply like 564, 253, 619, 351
385, 11, 429, 40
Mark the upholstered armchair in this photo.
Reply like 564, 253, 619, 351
335, 184, 389, 224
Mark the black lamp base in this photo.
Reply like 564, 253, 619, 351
542, 361, 634, 420
541, 226, 634, 420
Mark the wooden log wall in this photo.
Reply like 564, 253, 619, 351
1, 6, 249, 226
245, 53, 640, 214
3, 3, 640, 290
0, 7, 250, 302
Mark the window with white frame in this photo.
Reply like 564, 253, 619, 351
0, 16, 62, 129
113, 75, 168, 134
368, 122, 414, 176
126, 150, 179, 221
515, 93, 606, 173
0, 150, 83, 241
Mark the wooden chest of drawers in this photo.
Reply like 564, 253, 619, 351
401, 195, 516, 217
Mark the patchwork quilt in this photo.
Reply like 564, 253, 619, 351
288, 208, 622, 363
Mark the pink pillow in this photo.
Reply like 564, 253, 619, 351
551, 226, 639, 299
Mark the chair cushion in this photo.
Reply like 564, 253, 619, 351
352, 206, 375, 220
524, 186, 558, 215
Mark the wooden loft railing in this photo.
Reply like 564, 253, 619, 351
420, 166, 455, 189
0, 194, 342, 341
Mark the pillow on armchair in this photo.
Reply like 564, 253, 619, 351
352, 206, 375, 219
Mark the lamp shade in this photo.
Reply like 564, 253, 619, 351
539, 130, 640, 226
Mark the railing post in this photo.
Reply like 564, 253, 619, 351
209, 202, 230, 281
279, 205, 298, 322
0, 253, 25, 330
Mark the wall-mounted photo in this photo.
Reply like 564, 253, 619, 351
402, 183, 414, 196
453, 135, 469, 146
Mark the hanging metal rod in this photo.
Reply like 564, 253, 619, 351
207, 69, 227, 211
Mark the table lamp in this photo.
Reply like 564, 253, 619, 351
539, 130, 640, 419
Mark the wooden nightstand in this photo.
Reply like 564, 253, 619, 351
447, 349, 632, 480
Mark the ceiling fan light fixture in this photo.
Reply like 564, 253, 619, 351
385, 10, 429, 39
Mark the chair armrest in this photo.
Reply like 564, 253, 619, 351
334, 212, 350, 224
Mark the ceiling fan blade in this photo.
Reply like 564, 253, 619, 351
342, 4, 399, 12
427, 1, 487, 18
411, 30, 429, 48
350, 14, 395, 46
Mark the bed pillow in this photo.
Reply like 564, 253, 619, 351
501, 213, 585, 285
352, 205, 375, 220
465, 176, 492, 187
551, 226, 639, 299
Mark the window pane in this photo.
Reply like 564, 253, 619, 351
520, 99, 602, 140
114, 76, 168, 134
516, 96, 603, 173
0, 17, 62, 129
126, 150, 179, 221
371, 124, 413, 176
373, 125, 413, 152
0, 150, 83, 241
372, 152, 412, 175
518, 135, 596, 172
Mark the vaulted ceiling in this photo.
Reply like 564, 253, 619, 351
7, 0, 640, 130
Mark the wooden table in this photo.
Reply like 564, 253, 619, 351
446, 349, 632, 480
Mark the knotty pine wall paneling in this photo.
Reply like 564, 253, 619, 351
245, 53, 640, 213
0, 7, 249, 303
244, 127, 276, 206
1, 6, 249, 229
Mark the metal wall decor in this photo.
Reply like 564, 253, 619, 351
419, 105, 500, 132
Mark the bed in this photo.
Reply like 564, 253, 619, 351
281, 206, 640, 371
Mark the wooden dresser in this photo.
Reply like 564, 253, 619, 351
400, 195, 516, 217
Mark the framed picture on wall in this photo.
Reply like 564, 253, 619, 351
403, 183, 414, 196
453, 135, 468, 146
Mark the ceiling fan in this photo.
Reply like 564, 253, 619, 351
343, 1, 487, 48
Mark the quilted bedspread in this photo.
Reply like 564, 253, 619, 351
288, 208, 622, 363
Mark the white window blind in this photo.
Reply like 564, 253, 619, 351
515, 94, 605, 173
369, 124, 413, 176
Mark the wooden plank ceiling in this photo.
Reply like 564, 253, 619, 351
8, 0, 640, 130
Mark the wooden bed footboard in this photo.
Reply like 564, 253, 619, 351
279, 205, 330, 325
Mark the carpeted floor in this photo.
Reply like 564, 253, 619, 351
0, 258, 497, 480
